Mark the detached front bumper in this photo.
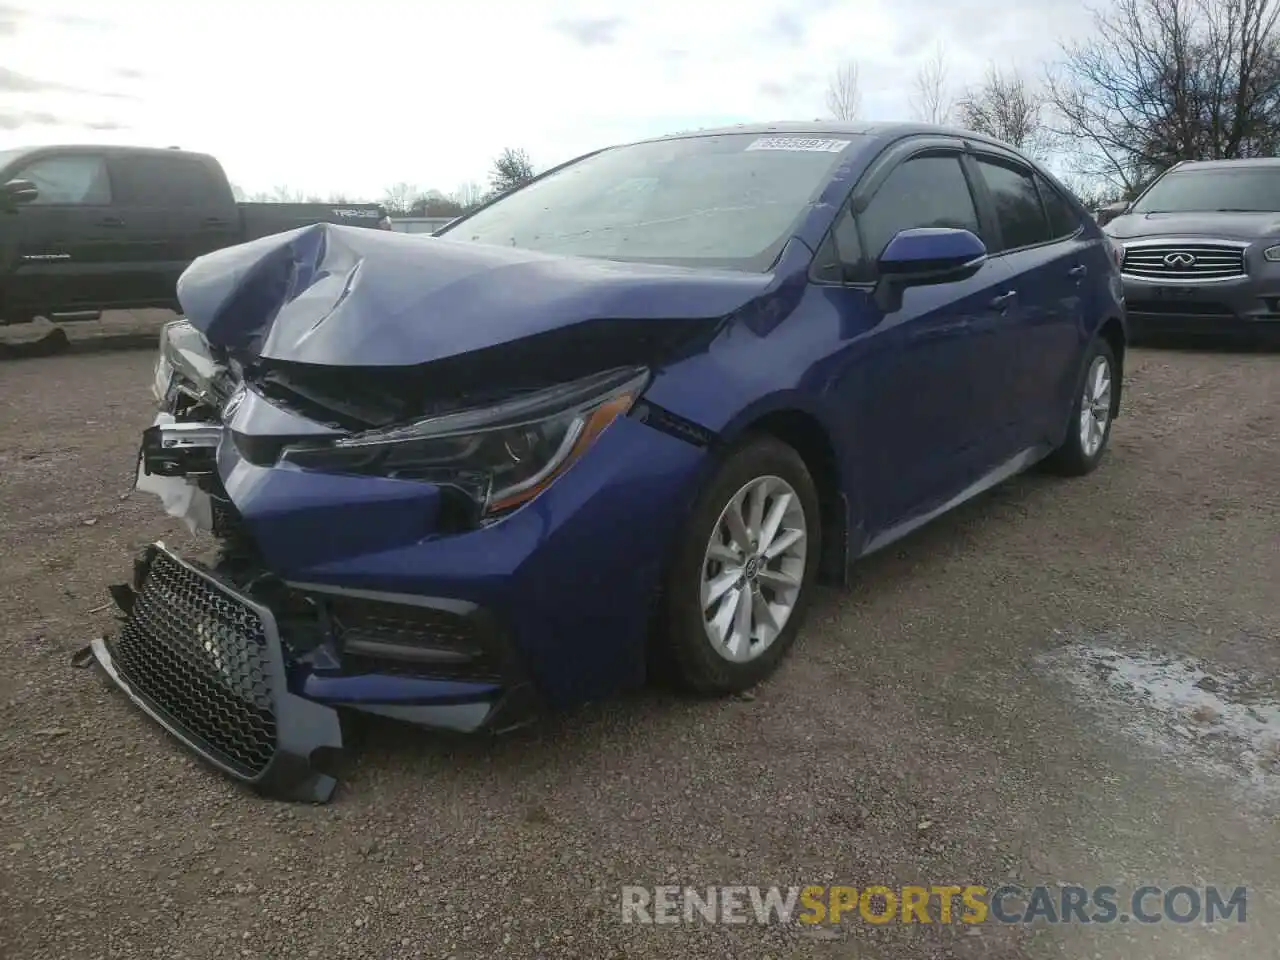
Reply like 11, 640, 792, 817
93, 542, 543, 802
96, 406, 708, 801
92, 544, 344, 802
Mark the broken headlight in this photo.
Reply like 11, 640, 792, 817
279, 367, 649, 516
153, 318, 226, 411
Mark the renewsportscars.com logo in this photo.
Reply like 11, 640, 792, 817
620, 884, 1248, 926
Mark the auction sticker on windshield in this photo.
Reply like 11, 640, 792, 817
745, 137, 851, 152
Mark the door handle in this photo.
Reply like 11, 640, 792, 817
1068, 264, 1088, 278
989, 290, 1017, 310
98, 216, 124, 227
202, 217, 230, 227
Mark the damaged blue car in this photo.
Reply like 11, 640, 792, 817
92, 122, 1126, 801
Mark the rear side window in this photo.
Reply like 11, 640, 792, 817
854, 154, 980, 279
973, 157, 1051, 252
13, 154, 111, 205
111, 155, 221, 207
1037, 175, 1081, 239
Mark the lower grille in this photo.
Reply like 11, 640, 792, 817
108, 550, 277, 777
331, 595, 507, 680
1125, 299, 1235, 317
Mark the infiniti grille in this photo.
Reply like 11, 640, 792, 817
1121, 242, 1247, 281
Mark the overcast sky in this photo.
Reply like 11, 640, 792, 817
0, 0, 1099, 199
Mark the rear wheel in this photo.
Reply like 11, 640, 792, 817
661, 435, 822, 695
1044, 338, 1117, 476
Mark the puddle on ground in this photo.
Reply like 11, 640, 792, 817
1042, 641, 1280, 796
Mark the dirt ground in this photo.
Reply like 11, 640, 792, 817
0, 336, 1277, 960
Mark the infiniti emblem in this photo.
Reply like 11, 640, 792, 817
1163, 252, 1197, 268
743, 556, 761, 580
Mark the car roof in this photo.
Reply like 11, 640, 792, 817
1171, 157, 1280, 171
1, 144, 217, 163
631, 119, 1016, 152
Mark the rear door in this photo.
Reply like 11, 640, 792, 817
4, 151, 117, 316
106, 152, 240, 306
965, 152, 1086, 448
818, 148, 1016, 532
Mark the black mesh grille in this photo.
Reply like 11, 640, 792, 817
109, 551, 278, 777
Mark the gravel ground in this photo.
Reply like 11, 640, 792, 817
0, 343, 1277, 960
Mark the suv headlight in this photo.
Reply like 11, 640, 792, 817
1264, 245, 1280, 262
280, 366, 649, 516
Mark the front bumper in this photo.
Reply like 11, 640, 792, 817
1121, 272, 1280, 336
98, 410, 708, 799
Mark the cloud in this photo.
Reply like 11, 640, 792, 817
0, 66, 136, 99
0, 110, 62, 130
0, 67, 69, 93
0, 3, 22, 36
0, 110, 129, 131
113, 67, 145, 80
770, 11, 806, 45
758, 72, 821, 101
551, 15, 624, 47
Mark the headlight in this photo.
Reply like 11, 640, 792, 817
1264, 245, 1280, 262
280, 366, 649, 516
154, 319, 223, 409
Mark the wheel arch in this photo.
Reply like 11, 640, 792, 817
728, 407, 850, 587
1098, 315, 1126, 417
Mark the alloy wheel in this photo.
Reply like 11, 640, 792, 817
700, 475, 808, 663
1079, 354, 1113, 458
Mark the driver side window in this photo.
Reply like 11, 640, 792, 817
844, 153, 981, 283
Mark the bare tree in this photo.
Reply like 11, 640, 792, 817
1046, 0, 1280, 195
957, 64, 1047, 153
490, 147, 535, 196
261, 184, 306, 203
452, 181, 486, 209
825, 60, 862, 121
381, 182, 423, 215
910, 42, 955, 124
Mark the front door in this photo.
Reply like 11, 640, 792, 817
819, 149, 1017, 534
4, 152, 118, 317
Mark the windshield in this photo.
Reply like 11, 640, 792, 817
438, 133, 864, 271
1132, 168, 1280, 213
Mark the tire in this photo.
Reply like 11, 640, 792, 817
661, 435, 822, 695
1043, 337, 1118, 477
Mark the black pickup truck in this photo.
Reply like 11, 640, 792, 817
0, 144, 390, 325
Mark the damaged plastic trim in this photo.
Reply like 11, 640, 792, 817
90, 543, 345, 803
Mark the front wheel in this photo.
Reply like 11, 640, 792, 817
661, 435, 822, 695
1044, 338, 1118, 476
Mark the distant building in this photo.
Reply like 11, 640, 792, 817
390, 216, 455, 235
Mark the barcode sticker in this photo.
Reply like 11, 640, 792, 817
745, 137, 851, 153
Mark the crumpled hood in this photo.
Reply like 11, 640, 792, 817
1105, 210, 1280, 242
175, 222, 776, 366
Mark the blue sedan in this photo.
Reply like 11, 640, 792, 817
96, 122, 1126, 800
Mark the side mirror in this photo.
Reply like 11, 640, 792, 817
877, 227, 987, 285
2, 179, 39, 206
1096, 200, 1129, 226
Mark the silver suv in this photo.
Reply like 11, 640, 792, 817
1102, 158, 1280, 339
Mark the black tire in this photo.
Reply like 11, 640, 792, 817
661, 434, 822, 695
1043, 337, 1118, 477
